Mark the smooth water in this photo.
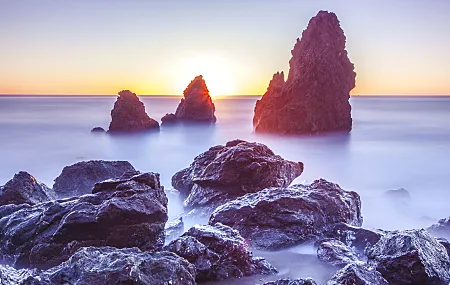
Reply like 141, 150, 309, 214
1, 95, 450, 282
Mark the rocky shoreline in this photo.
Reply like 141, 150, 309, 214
1, 139, 450, 285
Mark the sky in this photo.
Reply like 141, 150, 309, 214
1, 0, 450, 96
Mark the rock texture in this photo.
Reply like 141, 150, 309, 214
0, 265, 36, 285
210, 179, 362, 250
0, 171, 168, 270
172, 139, 303, 209
53, 160, 136, 198
0, 172, 56, 206
253, 11, 355, 134
428, 217, 450, 240
326, 263, 388, 285
317, 239, 361, 267
108, 90, 159, 133
367, 229, 450, 285
263, 278, 317, 285
164, 223, 276, 282
162, 75, 216, 124
165, 217, 185, 242
25, 247, 196, 285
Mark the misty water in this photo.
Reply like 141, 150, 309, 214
1, 95, 450, 283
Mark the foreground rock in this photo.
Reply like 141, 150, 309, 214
317, 239, 361, 267
164, 223, 276, 282
326, 263, 388, 285
108, 90, 159, 133
25, 247, 196, 285
0, 171, 168, 269
253, 11, 355, 134
162, 75, 216, 125
0, 172, 56, 206
210, 179, 362, 250
367, 229, 450, 285
0, 265, 36, 285
173, 139, 303, 210
52, 160, 136, 198
323, 222, 382, 255
263, 278, 317, 285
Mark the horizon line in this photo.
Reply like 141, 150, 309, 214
1, 94, 450, 97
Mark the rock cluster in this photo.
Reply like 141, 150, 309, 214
0, 172, 56, 206
165, 223, 276, 282
52, 160, 136, 198
210, 179, 362, 249
162, 75, 216, 124
172, 139, 303, 211
108, 90, 159, 133
253, 11, 355, 134
0, 171, 168, 270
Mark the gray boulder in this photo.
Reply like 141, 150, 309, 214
0, 172, 168, 270
164, 223, 276, 282
210, 179, 362, 250
367, 229, 450, 285
326, 263, 388, 285
0, 172, 56, 206
53, 160, 136, 198
317, 239, 361, 267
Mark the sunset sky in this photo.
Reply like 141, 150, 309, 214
1, 0, 449, 96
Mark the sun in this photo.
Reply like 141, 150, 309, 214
177, 55, 236, 97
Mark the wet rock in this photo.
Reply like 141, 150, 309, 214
165, 217, 184, 242
0, 264, 37, 285
108, 90, 159, 133
253, 11, 355, 134
325, 263, 388, 285
367, 229, 450, 285
0, 172, 168, 270
0, 171, 56, 206
210, 179, 362, 250
437, 238, 450, 256
90, 127, 105, 133
170, 75, 216, 123
262, 278, 317, 285
428, 217, 450, 240
53, 160, 136, 198
317, 239, 361, 267
164, 223, 276, 282
323, 222, 382, 254
172, 139, 303, 211
26, 247, 196, 285
161, 113, 178, 124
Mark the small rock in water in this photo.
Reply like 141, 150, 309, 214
161, 113, 178, 124
428, 216, 450, 240
325, 263, 388, 285
210, 179, 362, 250
108, 90, 159, 133
90, 127, 105, 133
0, 171, 56, 206
382, 187, 411, 204
52, 160, 136, 198
164, 223, 276, 282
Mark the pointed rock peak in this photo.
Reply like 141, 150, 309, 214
117, 90, 140, 101
266, 72, 285, 94
183, 75, 210, 97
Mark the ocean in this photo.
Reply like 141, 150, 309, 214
1, 95, 450, 283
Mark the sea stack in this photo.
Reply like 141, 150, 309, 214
161, 75, 216, 124
253, 11, 356, 134
108, 90, 159, 133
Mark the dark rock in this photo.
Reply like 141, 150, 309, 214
366, 229, 450, 285
323, 222, 382, 254
0, 265, 37, 285
165, 217, 184, 242
26, 247, 196, 285
253, 11, 355, 134
108, 90, 160, 133
164, 223, 276, 282
171, 75, 216, 123
53, 160, 136, 198
428, 217, 450, 240
0, 171, 56, 206
0, 172, 168, 270
317, 239, 361, 267
210, 179, 362, 250
325, 263, 388, 285
172, 139, 303, 210
262, 278, 317, 285
161, 113, 178, 124
90, 127, 105, 133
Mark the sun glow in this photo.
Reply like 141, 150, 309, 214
176, 55, 236, 97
